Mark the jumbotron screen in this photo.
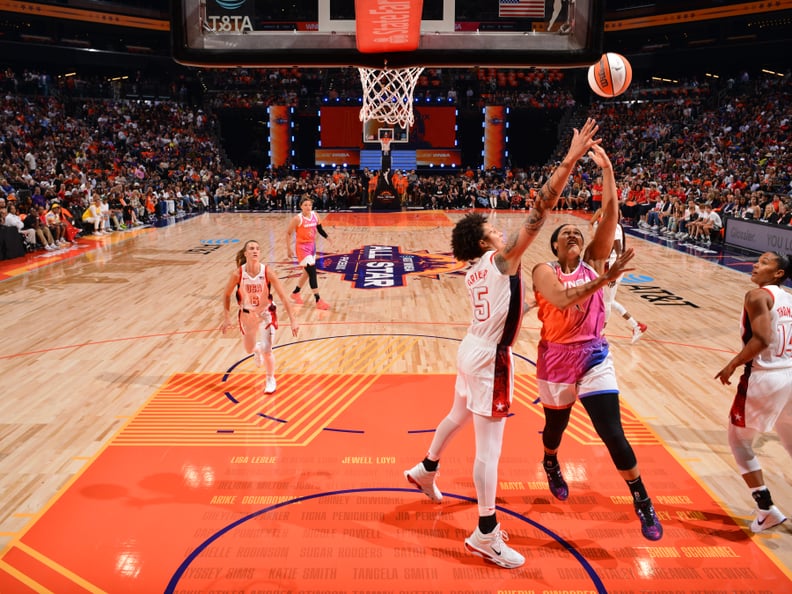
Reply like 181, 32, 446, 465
320, 106, 457, 149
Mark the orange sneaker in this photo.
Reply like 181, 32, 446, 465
290, 292, 303, 305
316, 299, 331, 310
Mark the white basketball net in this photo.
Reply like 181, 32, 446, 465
358, 66, 424, 129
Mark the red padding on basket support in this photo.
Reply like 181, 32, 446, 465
355, 0, 423, 54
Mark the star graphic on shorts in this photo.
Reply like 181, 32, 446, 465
495, 402, 506, 412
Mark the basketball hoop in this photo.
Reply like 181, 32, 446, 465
358, 66, 424, 130
380, 136, 392, 154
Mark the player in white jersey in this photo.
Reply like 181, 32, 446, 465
716, 251, 792, 533
221, 240, 299, 394
590, 209, 648, 343
403, 118, 602, 569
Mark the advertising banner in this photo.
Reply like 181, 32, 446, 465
484, 106, 506, 170
724, 217, 792, 254
268, 105, 290, 169
416, 149, 461, 167
315, 149, 360, 167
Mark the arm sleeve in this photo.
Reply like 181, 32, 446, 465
316, 224, 328, 239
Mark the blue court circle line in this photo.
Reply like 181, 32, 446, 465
165, 487, 606, 593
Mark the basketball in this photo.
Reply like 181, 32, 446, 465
588, 52, 633, 98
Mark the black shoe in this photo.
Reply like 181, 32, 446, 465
544, 463, 569, 501
634, 497, 663, 541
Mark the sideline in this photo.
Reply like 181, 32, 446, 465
0, 213, 200, 282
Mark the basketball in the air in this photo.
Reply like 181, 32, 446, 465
588, 52, 632, 98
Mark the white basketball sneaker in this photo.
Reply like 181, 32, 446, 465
464, 524, 525, 569
751, 506, 786, 533
264, 376, 277, 394
403, 462, 442, 503
631, 322, 647, 344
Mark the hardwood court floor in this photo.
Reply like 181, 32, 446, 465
0, 210, 789, 592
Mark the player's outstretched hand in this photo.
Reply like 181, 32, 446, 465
565, 117, 601, 163
587, 144, 613, 171
605, 247, 635, 281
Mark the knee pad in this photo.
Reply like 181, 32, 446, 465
306, 264, 318, 289
600, 433, 637, 470
542, 407, 572, 450
582, 394, 637, 470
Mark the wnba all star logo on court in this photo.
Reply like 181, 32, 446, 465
317, 245, 464, 289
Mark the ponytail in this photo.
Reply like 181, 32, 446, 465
778, 252, 792, 282
236, 239, 258, 267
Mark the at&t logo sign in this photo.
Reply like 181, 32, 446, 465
207, 0, 254, 33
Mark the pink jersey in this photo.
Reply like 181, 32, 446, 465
236, 263, 269, 313
295, 211, 318, 261
535, 260, 605, 344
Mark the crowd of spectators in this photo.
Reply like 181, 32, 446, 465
1, 63, 576, 113
580, 70, 792, 243
2, 62, 791, 261
202, 65, 577, 112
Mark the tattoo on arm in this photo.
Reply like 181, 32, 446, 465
493, 252, 509, 274
524, 208, 546, 232
538, 186, 559, 206
497, 205, 548, 270
504, 232, 519, 253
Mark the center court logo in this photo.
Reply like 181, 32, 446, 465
317, 245, 465, 289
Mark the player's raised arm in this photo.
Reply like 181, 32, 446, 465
495, 118, 600, 275
583, 144, 618, 269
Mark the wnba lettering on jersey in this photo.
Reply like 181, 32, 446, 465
561, 278, 587, 288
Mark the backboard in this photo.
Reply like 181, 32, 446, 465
171, 0, 604, 69
363, 124, 409, 145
